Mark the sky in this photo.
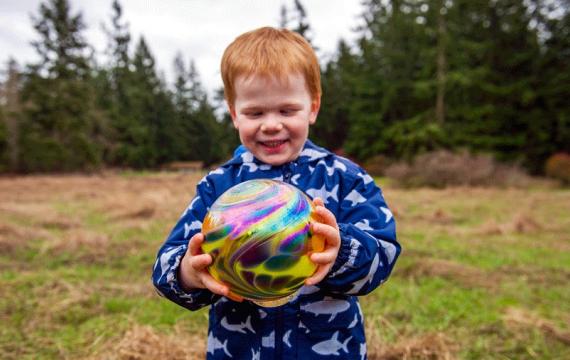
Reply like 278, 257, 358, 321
0, 0, 364, 96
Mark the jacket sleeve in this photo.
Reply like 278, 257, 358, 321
317, 171, 401, 296
151, 174, 221, 311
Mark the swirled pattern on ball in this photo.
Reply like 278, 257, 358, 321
201, 179, 323, 306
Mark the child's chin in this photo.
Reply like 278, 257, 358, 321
257, 153, 290, 166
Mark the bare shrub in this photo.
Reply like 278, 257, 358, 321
545, 152, 570, 185
385, 150, 532, 188
363, 155, 392, 176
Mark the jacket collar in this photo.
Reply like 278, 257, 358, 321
225, 140, 331, 167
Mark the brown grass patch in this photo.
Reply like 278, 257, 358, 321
400, 258, 496, 289
476, 212, 543, 236
40, 229, 110, 257
0, 202, 54, 219
413, 208, 459, 225
369, 333, 456, 360
39, 217, 82, 230
89, 324, 205, 360
497, 265, 570, 286
0, 222, 52, 254
503, 307, 570, 345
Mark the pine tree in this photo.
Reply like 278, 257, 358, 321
345, 0, 446, 160
173, 55, 235, 166
112, 36, 163, 168
20, 0, 102, 172
0, 59, 22, 171
314, 40, 355, 151
279, 0, 315, 45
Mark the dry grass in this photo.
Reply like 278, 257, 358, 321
88, 324, 206, 360
399, 258, 496, 289
367, 319, 457, 360
503, 307, 570, 346
1, 172, 569, 359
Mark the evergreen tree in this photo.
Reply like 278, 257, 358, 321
314, 40, 355, 151
173, 55, 235, 166
113, 36, 169, 168
0, 59, 22, 171
279, 0, 315, 45
346, 0, 446, 160
530, 0, 570, 171
20, 0, 102, 172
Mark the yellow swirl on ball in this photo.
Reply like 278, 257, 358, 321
201, 179, 323, 307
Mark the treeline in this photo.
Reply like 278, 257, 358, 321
0, 0, 568, 174
0, 0, 238, 173
315, 0, 569, 174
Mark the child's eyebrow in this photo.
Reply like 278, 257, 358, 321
279, 102, 303, 108
241, 105, 264, 112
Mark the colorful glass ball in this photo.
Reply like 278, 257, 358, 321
201, 179, 323, 307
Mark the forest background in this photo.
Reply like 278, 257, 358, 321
0, 0, 568, 176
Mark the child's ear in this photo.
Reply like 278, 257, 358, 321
309, 96, 321, 125
229, 104, 239, 129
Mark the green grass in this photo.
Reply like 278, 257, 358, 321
0, 173, 569, 359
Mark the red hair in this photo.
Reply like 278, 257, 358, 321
221, 27, 321, 106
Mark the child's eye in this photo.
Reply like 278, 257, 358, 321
280, 109, 297, 116
245, 111, 263, 118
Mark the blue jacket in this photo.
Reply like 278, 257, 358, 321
152, 140, 401, 359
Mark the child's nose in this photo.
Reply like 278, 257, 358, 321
260, 116, 283, 132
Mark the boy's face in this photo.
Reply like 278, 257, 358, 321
229, 73, 320, 166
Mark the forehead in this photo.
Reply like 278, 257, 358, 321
234, 73, 309, 99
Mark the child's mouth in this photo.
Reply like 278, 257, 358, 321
260, 140, 287, 153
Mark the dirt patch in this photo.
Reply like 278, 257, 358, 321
89, 324, 206, 360
399, 258, 496, 289
503, 307, 570, 345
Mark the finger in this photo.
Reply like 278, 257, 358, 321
305, 264, 331, 286
310, 251, 337, 264
226, 291, 244, 302
189, 253, 213, 271
200, 273, 229, 296
188, 232, 205, 256
314, 206, 338, 229
311, 223, 340, 246
313, 197, 325, 207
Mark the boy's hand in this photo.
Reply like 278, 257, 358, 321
305, 197, 341, 286
179, 233, 243, 301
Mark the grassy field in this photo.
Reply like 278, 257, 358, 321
0, 172, 569, 359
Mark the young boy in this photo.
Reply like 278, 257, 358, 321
152, 27, 400, 359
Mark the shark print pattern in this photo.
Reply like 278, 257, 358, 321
220, 316, 255, 334
345, 189, 367, 206
207, 332, 232, 358
311, 331, 352, 356
300, 297, 351, 322
183, 221, 201, 239
152, 140, 401, 359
